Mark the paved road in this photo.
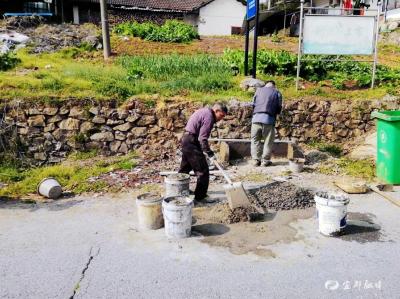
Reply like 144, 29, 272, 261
1, 186, 399, 299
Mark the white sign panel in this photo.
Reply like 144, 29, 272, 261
303, 15, 375, 55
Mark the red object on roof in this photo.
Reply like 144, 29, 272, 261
343, 0, 353, 10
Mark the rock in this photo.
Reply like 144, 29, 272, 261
59, 107, 69, 115
90, 132, 114, 142
148, 126, 161, 134
136, 115, 156, 126
28, 115, 45, 127
388, 21, 399, 31
337, 128, 349, 138
28, 108, 41, 115
118, 142, 129, 154
130, 127, 147, 137
240, 78, 265, 91
47, 115, 63, 123
117, 109, 129, 119
110, 141, 121, 152
158, 118, 173, 130
126, 114, 141, 123
34, 152, 47, 161
114, 122, 132, 132
106, 119, 124, 125
92, 116, 106, 124
44, 123, 56, 132
304, 128, 318, 139
85, 141, 101, 150
59, 118, 80, 130
324, 124, 334, 133
43, 107, 58, 116
329, 102, 345, 113
69, 107, 87, 119
89, 107, 99, 115
103, 108, 116, 118
115, 131, 127, 140
48, 157, 63, 164
349, 132, 377, 160
80, 121, 94, 133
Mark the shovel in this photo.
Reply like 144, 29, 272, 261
212, 159, 251, 210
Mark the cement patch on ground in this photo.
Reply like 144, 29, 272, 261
193, 207, 315, 257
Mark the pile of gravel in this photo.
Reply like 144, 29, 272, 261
225, 206, 264, 224
248, 181, 315, 211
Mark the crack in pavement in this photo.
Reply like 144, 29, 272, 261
69, 246, 101, 299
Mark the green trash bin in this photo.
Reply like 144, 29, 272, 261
371, 110, 400, 184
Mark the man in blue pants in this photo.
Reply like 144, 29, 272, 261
251, 81, 283, 167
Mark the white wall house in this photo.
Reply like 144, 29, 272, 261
195, 0, 247, 36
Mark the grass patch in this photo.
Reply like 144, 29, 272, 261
0, 47, 396, 103
318, 158, 375, 180
0, 152, 138, 198
68, 150, 99, 161
308, 140, 343, 157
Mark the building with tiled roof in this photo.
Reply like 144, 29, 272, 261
69, 0, 247, 35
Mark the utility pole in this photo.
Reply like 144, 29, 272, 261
100, 0, 111, 60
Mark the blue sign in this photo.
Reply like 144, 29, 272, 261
247, 0, 257, 20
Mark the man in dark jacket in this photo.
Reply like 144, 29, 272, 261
179, 103, 228, 201
251, 80, 283, 167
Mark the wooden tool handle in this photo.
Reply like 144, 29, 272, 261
212, 159, 233, 185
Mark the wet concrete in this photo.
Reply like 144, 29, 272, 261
337, 212, 384, 244
194, 208, 315, 257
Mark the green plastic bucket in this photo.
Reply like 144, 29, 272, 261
371, 110, 400, 184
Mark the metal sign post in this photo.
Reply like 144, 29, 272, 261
252, 0, 260, 78
244, 0, 259, 77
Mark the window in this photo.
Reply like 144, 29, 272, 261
24, 2, 51, 13
231, 26, 242, 35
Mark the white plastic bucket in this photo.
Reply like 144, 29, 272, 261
37, 177, 62, 199
164, 173, 190, 197
136, 193, 164, 231
314, 192, 350, 236
162, 196, 194, 238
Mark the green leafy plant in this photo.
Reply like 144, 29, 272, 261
114, 20, 199, 43
0, 52, 21, 71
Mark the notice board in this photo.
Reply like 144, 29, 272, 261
302, 15, 376, 55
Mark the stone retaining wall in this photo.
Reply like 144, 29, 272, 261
1, 97, 399, 164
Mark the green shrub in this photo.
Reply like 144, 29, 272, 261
223, 49, 400, 88
331, 74, 347, 90
0, 52, 21, 71
114, 20, 199, 43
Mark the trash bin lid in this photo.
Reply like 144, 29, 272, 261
371, 110, 400, 122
